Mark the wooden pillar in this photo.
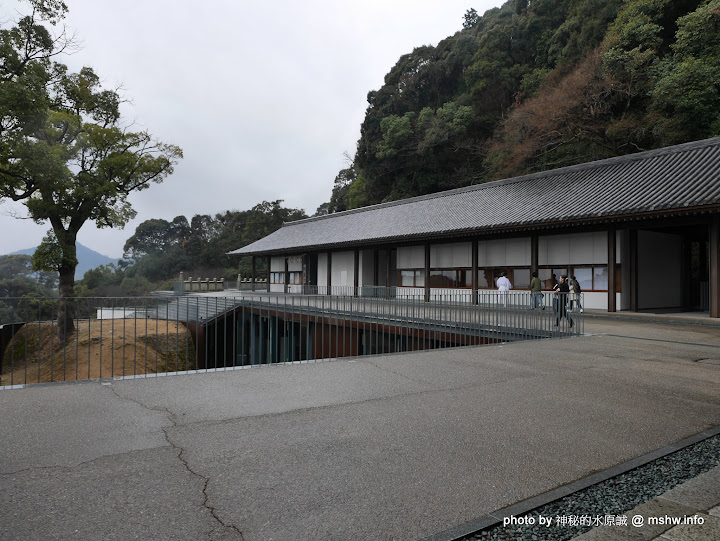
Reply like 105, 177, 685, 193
266, 256, 271, 290
354, 249, 359, 296
471, 240, 478, 305
327, 252, 332, 295
284, 257, 289, 294
629, 229, 638, 312
424, 244, 431, 303
251, 256, 256, 292
531, 234, 539, 274
607, 227, 616, 313
710, 215, 720, 318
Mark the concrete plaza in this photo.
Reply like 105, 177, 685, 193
1, 317, 719, 541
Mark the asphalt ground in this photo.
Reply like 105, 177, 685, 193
1, 318, 719, 541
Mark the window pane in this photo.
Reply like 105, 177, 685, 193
400, 270, 415, 287
478, 269, 493, 288
429, 270, 446, 288
539, 268, 552, 289
574, 267, 593, 291
430, 270, 457, 288
594, 266, 608, 291
414, 270, 425, 287
513, 268, 530, 289
456, 269, 470, 288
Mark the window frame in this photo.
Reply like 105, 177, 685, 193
429, 267, 472, 289
397, 269, 424, 287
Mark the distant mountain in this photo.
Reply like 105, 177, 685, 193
10, 242, 118, 280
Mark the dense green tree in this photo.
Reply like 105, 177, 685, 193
340, 0, 717, 208
123, 216, 190, 259
328, 167, 356, 213
0, 2, 182, 341
76, 200, 309, 296
463, 8, 480, 29
650, 0, 720, 142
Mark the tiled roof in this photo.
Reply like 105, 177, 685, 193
230, 138, 720, 255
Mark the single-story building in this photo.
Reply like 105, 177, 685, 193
229, 137, 720, 317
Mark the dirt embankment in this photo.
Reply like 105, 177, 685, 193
1, 319, 196, 385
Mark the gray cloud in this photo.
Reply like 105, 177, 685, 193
0, 0, 501, 258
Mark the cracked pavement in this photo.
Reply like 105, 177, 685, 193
1, 319, 719, 540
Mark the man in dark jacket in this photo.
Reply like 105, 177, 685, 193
553, 275, 573, 328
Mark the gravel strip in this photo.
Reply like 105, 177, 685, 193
464, 434, 720, 541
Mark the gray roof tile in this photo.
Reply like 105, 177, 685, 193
230, 138, 720, 255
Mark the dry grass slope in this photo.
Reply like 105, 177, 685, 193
1, 319, 196, 385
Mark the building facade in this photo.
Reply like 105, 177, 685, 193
230, 138, 720, 317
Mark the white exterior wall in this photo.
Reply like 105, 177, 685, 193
287, 256, 302, 271
331, 251, 355, 287
539, 231, 613, 265
478, 238, 531, 266
396, 246, 424, 269
638, 230, 683, 309
270, 256, 285, 271
431, 242, 471, 267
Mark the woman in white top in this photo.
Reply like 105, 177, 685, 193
497, 271, 512, 305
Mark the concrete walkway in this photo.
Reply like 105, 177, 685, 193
0, 318, 719, 541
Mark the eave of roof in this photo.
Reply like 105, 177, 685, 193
229, 137, 720, 256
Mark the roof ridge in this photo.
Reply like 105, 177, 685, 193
282, 137, 720, 229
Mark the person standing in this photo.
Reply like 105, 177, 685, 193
497, 271, 512, 306
530, 271, 543, 309
553, 275, 573, 327
569, 275, 583, 312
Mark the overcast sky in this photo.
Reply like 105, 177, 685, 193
1, 0, 503, 259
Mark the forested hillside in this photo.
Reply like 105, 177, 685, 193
0, 201, 307, 298
75, 201, 307, 296
327, 0, 720, 211
6, 0, 719, 299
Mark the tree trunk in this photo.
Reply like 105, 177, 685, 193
57, 260, 76, 346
